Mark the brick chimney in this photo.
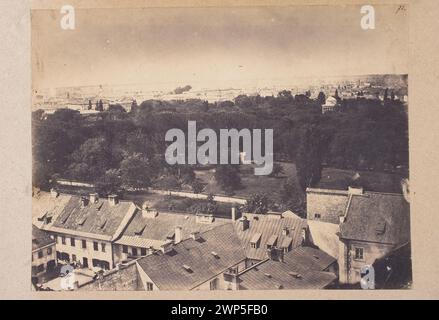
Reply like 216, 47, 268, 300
223, 268, 240, 290
108, 194, 119, 206
278, 248, 284, 262
301, 228, 307, 245
238, 216, 249, 231
89, 193, 99, 204
80, 196, 88, 207
190, 231, 201, 241
161, 240, 173, 254
174, 226, 182, 244
266, 247, 284, 262
231, 206, 242, 221
50, 188, 59, 198
141, 201, 158, 218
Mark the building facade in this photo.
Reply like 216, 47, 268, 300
32, 226, 57, 282
33, 191, 137, 271
306, 186, 410, 285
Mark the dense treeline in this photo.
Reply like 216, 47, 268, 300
32, 91, 408, 199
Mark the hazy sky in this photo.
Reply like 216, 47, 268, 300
32, 5, 408, 89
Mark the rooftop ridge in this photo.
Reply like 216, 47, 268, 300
307, 187, 404, 197
306, 187, 349, 195
363, 190, 404, 196
237, 258, 270, 277
156, 221, 235, 250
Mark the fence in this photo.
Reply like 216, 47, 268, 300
148, 189, 247, 205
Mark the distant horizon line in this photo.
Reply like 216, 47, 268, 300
35, 73, 408, 91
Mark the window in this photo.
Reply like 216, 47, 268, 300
38, 250, 43, 259
122, 245, 128, 254
102, 261, 110, 270
93, 242, 99, 251
70, 237, 75, 247
37, 264, 45, 273
132, 248, 138, 256
61, 236, 66, 245
62, 253, 70, 262
47, 247, 52, 255
210, 278, 218, 290
141, 248, 147, 256
146, 282, 154, 291
101, 243, 106, 253
250, 233, 261, 249
82, 240, 87, 249
314, 213, 321, 219
354, 247, 364, 260
54, 235, 58, 243
83, 257, 88, 268
72, 254, 77, 262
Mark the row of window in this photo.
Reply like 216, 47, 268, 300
56, 251, 110, 270
32, 247, 53, 261
31, 260, 56, 275
122, 245, 148, 257
54, 235, 106, 252
31, 264, 45, 274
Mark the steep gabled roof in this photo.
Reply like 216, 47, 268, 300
340, 192, 410, 244
234, 212, 307, 260
51, 196, 136, 240
136, 224, 246, 291
32, 191, 72, 230
238, 247, 337, 290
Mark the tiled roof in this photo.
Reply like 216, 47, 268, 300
51, 195, 136, 240
115, 236, 166, 249
32, 225, 55, 251
238, 247, 337, 290
340, 192, 410, 244
234, 212, 307, 260
283, 246, 337, 272
136, 224, 246, 290
32, 191, 72, 230
115, 210, 229, 248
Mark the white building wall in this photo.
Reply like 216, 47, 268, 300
53, 233, 114, 269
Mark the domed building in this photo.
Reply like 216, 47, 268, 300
322, 96, 337, 114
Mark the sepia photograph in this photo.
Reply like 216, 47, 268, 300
30, 2, 411, 292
